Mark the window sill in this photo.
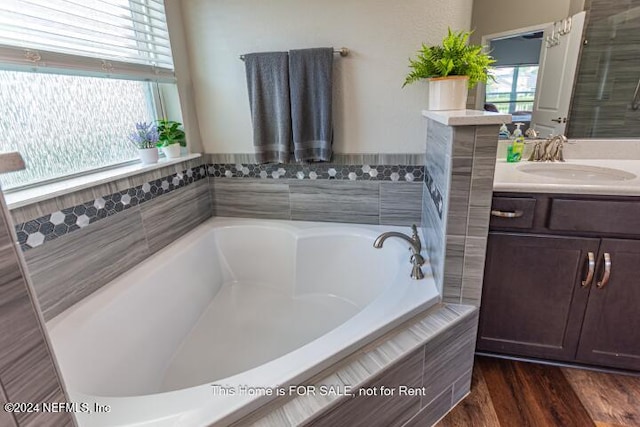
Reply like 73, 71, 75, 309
5, 153, 203, 210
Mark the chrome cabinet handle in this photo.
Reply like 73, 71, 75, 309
596, 253, 611, 288
582, 251, 595, 287
490, 210, 524, 218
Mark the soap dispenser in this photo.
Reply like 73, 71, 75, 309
506, 135, 525, 163
499, 123, 510, 139
513, 122, 524, 138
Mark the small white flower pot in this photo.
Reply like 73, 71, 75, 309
427, 76, 469, 111
138, 147, 159, 164
162, 144, 182, 159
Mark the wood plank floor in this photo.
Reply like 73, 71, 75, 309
437, 356, 640, 427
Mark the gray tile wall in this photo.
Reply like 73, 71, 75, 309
421, 119, 500, 306
0, 192, 75, 426
24, 178, 212, 321
210, 179, 423, 227
207, 153, 426, 166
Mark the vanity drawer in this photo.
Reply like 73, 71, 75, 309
489, 197, 537, 229
549, 198, 640, 235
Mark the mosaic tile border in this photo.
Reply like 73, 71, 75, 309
424, 168, 444, 218
13, 161, 424, 251
14, 165, 208, 251
207, 163, 424, 182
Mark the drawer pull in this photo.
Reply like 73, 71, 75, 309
582, 251, 595, 287
491, 209, 524, 218
596, 253, 611, 289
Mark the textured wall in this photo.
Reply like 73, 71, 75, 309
179, 0, 473, 154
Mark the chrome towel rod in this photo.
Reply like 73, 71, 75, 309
240, 47, 349, 61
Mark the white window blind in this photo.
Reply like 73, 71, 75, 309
0, 0, 175, 82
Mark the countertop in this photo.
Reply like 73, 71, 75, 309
493, 158, 640, 197
493, 139, 640, 197
422, 109, 511, 126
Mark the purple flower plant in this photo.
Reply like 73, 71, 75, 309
128, 122, 159, 149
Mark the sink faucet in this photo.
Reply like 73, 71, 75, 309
528, 134, 568, 162
373, 224, 425, 280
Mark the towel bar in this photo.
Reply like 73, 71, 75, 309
240, 47, 349, 61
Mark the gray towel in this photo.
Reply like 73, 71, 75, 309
244, 52, 292, 164
289, 48, 334, 162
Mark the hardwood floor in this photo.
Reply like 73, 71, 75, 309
437, 356, 640, 427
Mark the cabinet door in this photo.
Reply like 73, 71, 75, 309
576, 239, 640, 371
478, 233, 600, 361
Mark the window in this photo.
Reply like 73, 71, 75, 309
0, 0, 176, 190
486, 65, 539, 115
0, 71, 155, 189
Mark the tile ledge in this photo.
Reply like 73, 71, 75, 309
231, 303, 477, 427
5, 153, 202, 210
422, 109, 512, 126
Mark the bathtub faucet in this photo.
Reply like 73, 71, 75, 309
373, 224, 425, 280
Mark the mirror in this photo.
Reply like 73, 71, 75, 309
475, 0, 640, 139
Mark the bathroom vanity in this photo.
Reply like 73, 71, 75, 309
478, 154, 640, 372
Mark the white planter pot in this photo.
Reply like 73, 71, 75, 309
162, 144, 182, 159
138, 147, 159, 164
427, 76, 469, 111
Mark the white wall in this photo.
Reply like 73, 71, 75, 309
164, 0, 204, 153
470, 0, 577, 44
179, 0, 474, 154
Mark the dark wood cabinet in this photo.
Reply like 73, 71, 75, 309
480, 193, 640, 372
478, 233, 598, 361
576, 239, 640, 371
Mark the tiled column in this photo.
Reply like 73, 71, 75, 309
0, 155, 75, 426
421, 110, 510, 306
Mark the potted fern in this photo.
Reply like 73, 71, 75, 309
403, 28, 494, 110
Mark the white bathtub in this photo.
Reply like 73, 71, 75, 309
47, 218, 440, 426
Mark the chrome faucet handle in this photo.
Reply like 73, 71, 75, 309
555, 135, 567, 162
528, 140, 544, 161
410, 224, 422, 253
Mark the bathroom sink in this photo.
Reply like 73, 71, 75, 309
516, 163, 637, 182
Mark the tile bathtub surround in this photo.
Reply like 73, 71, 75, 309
25, 179, 213, 321
13, 163, 208, 251
0, 192, 75, 426
420, 113, 504, 306
210, 179, 424, 227
206, 153, 426, 166
230, 303, 478, 427
14, 156, 425, 249
206, 155, 426, 227
208, 163, 424, 182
